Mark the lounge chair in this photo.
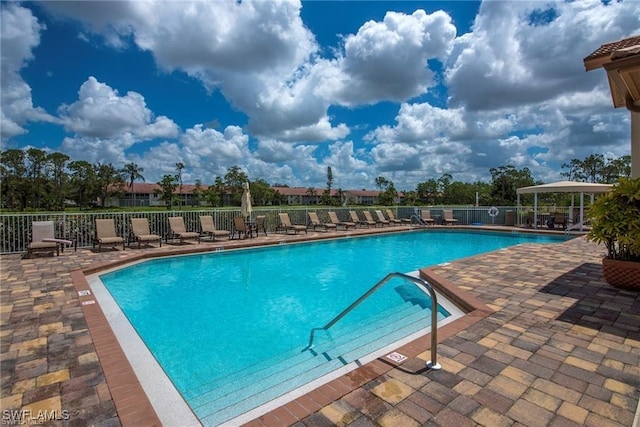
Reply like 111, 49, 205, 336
327, 211, 356, 230
232, 217, 253, 239
278, 213, 307, 234
374, 210, 391, 227
168, 216, 200, 244
131, 218, 162, 248
350, 210, 374, 228
443, 210, 458, 225
255, 215, 267, 236
28, 221, 60, 257
420, 210, 435, 225
199, 215, 231, 241
384, 209, 404, 226
362, 211, 383, 227
94, 219, 125, 252
308, 212, 336, 232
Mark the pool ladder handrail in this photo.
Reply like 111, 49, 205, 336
410, 214, 425, 226
304, 272, 441, 370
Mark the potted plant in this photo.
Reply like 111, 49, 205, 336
587, 177, 640, 290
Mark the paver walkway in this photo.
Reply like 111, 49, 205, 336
1, 228, 638, 426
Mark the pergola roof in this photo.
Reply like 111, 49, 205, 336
517, 181, 613, 195
584, 35, 640, 110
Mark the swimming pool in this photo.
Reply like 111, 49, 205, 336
95, 230, 568, 425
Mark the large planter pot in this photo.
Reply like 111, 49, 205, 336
602, 257, 640, 290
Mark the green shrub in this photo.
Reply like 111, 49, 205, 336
587, 178, 640, 261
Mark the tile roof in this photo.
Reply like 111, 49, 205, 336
122, 182, 210, 194
584, 34, 640, 61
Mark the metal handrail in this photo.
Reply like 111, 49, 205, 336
303, 272, 442, 370
410, 214, 426, 226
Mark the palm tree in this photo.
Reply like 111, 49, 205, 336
175, 162, 184, 208
120, 162, 145, 207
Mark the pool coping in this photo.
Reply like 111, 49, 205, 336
70, 229, 496, 426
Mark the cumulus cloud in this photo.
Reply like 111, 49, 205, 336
366, 103, 466, 144
5, 1, 638, 189
360, 0, 639, 185
57, 77, 179, 139
180, 124, 248, 167
42, 0, 336, 141
60, 134, 135, 165
105, 124, 251, 184
255, 139, 299, 163
445, 0, 640, 111
0, 3, 54, 140
41, 2, 459, 143
371, 142, 422, 172
326, 9, 457, 106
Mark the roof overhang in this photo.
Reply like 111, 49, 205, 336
584, 36, 640, 112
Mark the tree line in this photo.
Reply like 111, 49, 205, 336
0, 147, 631, 211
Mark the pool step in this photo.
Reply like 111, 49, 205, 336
185, 296, 418, 400
191, 302, 432, 426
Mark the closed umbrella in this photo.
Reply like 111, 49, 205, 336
241, 182, 252, 220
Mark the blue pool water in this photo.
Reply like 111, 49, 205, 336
99, 230, 567, 424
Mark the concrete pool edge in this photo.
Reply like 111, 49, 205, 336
70, 245, 495, 426
70, 269, 163, 426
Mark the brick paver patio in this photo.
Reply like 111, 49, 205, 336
1, 227, 638, 426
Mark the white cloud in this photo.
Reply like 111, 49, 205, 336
180, 124, 248, 167
57, 77, 179, 139
255, 139, 298, 163
445, 0, 640, 111
267, 118, 350, 143
122, 124, 250, 184
60, 134, 135, 165
41, 2, 460, 143
356, 0, 640, 185
366, 103, 466, 144
326, 9, 457, 105
0, 3, 54, 140
42, 0, 354, 143
5, 1, 638, 190
370, 142, 422, 172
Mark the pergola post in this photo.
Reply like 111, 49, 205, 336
632, 111, 640, 179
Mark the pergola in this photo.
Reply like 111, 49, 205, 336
516, 181, 612, 231
584, 35, 640, 179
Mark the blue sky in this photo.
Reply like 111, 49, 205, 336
1, 0, 639, 190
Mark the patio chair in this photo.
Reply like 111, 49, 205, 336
362, 211, 383, 228
443, 210, 458, 225
232, 216, 253, 239
28, 221, 60, 257
199, 215, 231, 241
130, 218, 162, 248
350, 210, 374, 228
255, 215, 267, 236
94, 219, 125, 252
552, 212, 567, 230
374, 210, 391, 227
278, 213, 307, 234
168, 216, 200, 244
420, 210, 435, 225
327, 211, 356, 230
308, 212, 336, 232
385, 209, 407, 226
